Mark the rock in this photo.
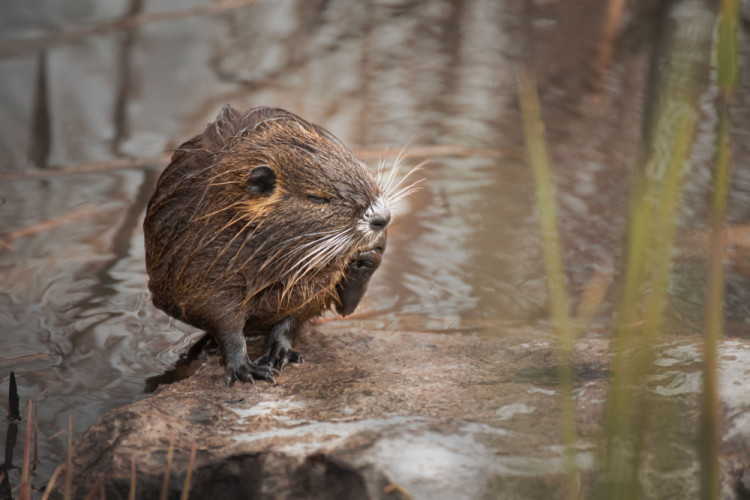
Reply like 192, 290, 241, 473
57, 325, 750, 499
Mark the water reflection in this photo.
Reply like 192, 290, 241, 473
0, 0, 749, 493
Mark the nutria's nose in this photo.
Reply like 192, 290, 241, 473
363, 195, 391, 233
368, 211, 391, 231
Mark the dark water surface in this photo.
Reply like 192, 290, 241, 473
1, 0, 750, 494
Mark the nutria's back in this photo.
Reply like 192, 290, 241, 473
144, 105, 391, 385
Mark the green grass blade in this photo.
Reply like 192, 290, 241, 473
517, 68, 579, 499
699, 1, 739, 497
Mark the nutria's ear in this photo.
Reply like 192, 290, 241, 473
204, 104, 243, 149
246, 165, 276, 196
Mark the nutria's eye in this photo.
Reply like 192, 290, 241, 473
246, 165, 276, 196
307, 194, 330, 204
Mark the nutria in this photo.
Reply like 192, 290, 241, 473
144, 105, 415, 386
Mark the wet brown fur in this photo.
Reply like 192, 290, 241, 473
144, 106, 382, 345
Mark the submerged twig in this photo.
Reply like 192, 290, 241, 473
0, 352, 49, 372
0, 154, 170, 182
0, 206, 100, 251
595, 0, 627, 101
0, 145, 520, 183
357, 144, 523, 161
576, 265, 613, 322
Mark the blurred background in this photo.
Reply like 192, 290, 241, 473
1, 0, 749, 496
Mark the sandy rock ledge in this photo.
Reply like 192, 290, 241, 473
60, 326, 750, 499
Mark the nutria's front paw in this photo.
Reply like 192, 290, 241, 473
335, 243, 384, 316
225, 359, 277, 387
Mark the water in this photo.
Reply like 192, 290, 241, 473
1, 0, 749, 494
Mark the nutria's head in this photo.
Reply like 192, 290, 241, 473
217, 107, 389, 256
144, 106, 404, 324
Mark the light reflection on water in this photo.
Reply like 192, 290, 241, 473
0, 0, 749, 493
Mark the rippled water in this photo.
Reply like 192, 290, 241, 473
1, 0, 749, 494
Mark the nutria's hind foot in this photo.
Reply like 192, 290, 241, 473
255, 350, 304, 371
225, 359, 278, 387
220, 331, 278, 386
178, 333, 218, 367
255, 315, 303, 370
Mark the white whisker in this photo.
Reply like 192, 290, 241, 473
253, 228, 342, 275
283, 229, 354, 278
375, 156, 387, 181
385, 159, 429, 196
269, 229, 340, 258
380, 138, 417, 195
389, 189, 422, 206
383, 148, 409, 194
387, 178, 425, 204
282, 228, 356, 296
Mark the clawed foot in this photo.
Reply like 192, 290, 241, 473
254, 315, 303, 372
225, 358, 278, 387
255, 349, 304, 371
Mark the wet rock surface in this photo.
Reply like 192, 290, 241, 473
62, 325, 750, 499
